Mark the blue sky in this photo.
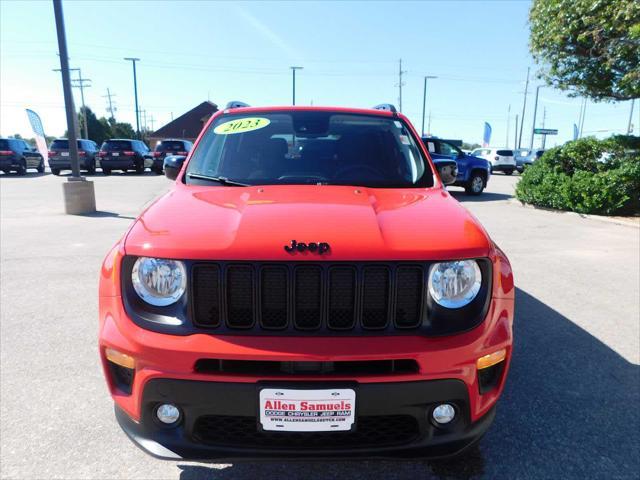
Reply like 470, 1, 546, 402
0, 0, 636, 147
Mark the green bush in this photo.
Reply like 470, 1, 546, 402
515, 136, 640, 215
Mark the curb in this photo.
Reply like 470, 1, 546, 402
509, 199, 640, 228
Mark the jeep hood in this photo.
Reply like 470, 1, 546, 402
124, 185, 492, 260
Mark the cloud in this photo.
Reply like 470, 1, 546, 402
232, 4, 301, 60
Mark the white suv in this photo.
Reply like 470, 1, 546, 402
470, 148, 516, 175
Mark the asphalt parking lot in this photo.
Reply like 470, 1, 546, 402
1, 170, 638, 480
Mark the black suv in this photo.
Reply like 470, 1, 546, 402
98, 139, 152, 175
151, 139, 193, 174
48, 138, 99, 175
0, 138, 44, 175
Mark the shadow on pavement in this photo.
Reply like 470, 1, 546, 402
176, 288, 639, 480
81, 210, 137, 220
0, 171, 49, 178
449, 190, 513, 203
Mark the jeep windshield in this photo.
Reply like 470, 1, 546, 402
185, 111, 434, 188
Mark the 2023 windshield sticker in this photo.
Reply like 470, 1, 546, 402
213, 117, 271, 135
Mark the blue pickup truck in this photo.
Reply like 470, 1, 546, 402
422, 137, 491, 195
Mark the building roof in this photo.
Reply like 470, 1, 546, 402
151, 101, 218, 140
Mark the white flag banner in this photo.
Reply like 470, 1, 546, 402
25, 109, 48, 166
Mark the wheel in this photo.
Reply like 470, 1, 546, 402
135, 161, 145, 174
16, 159, 27, 175
465, 174, 485, 195
102, 168, 111, 175
152, 167, 163, 175
504, 169, 514, 175
51, 168, 61, 176
37, 160, 45, 173
86, 161, 96, 175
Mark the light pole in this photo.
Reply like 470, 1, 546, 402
124, 57, 141, 136
518, 67, 530, 148
628, 99, 636, 134
529, 85, 542, 150
290, 66, 303, 105
421, 75, 437, 137
53, 0, 95, 214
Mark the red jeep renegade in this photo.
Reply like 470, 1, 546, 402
99, 103, 514, 461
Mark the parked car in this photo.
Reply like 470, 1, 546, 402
98, 139, 152, 175
99, 102, 514, 461
515, 149, 544, 173
470, 148, 516, 175
422, 137, 491, 195
0, 138, 44, 175
48, 138, 99, 175
151, 139, 193, 174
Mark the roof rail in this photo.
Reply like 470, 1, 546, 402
225, 101, 250, 109
372, 104, 397, 113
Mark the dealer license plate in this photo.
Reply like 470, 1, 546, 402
61, 152, 69, 156
259, 388, 356, 432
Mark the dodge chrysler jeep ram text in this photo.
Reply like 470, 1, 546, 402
99, 102, 515, 461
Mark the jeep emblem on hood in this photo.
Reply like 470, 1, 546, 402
284, 240, 330, 255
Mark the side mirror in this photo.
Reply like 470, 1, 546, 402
164, 155, 186, 180
434, 160, 458, 185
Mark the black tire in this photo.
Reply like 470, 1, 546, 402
37, 160, 45, 173
102, 168, 111, 176
152, 167, 163, 175
86, 161, 96, 175
16, 159, 27, 176
135, 160, 145, 174
504, 169, 514, 175
465, 173, 485, 195
51, 168, 61, 176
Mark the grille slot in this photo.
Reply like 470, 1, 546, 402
226, 266, 254, 328
260, 266, 288, 329
294, 266, 323, 330
328, 267, 356, 329
192, 265, 221, 327
361, 266, 391, 329
395, 266, 424, 328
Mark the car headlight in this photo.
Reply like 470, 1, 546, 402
131, 257, 186, 306
428, 260, 482, 309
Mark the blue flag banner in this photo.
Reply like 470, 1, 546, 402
482, 122, 492, 147
25, 109, 48, 165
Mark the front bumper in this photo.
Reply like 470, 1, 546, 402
115, 378, 496, 461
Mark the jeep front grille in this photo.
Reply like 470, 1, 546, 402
191, 262, 427, 333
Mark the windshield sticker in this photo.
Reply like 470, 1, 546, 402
214, 117, 271, 135
399, 135, 410, 145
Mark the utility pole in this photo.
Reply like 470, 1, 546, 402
103, 88, 116, 121
628, 99, 636, 134
124, 57, 141, 137
529, 85, 542, 150
72, 69, 91, 139
579, 98, 587, 138
421, 75, 437, 136
149, 116, 155, 132
290, 66, 303, 105
506, 104, 511, 148
427, 110, 432, 135
541, 107, 547, 149
53, 0, 95, 214
141, 109, 147, 131
518, 67, 530, 148
514, 114, 519, 150
397, 59, 407, 112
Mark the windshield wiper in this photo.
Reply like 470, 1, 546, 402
187, 173, 249, 187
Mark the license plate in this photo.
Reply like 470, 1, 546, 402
61, 152, 69, 157
259, 388, 356, 432
112, 152, 119, 156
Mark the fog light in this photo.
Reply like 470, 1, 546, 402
432, 403, 456, 424
156, 404, 181, 425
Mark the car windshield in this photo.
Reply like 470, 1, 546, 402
186, 111, 433, 188
101, 140, 132, 151
156, 140, 186, 152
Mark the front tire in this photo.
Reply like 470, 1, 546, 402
504, 169, 514, 176
465, 173, 485, 195
37, 160, 45, 173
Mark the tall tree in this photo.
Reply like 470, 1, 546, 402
529, 0, 640, 101
77, 107, 111, 145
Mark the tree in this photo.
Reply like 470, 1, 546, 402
77, 107, 111, 145
108, 120, 136, 139
529, 0, 640, 101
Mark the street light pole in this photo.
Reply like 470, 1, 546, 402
628, 99, 636, 134
518, 67, 530, 148
290, 66, 303, 105
421, 75, 437, 137
529, 85, 542, 150
124, 57, 141, 137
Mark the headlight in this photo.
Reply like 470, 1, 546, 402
131, 257, 186, 306
428, 260, 482, 309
